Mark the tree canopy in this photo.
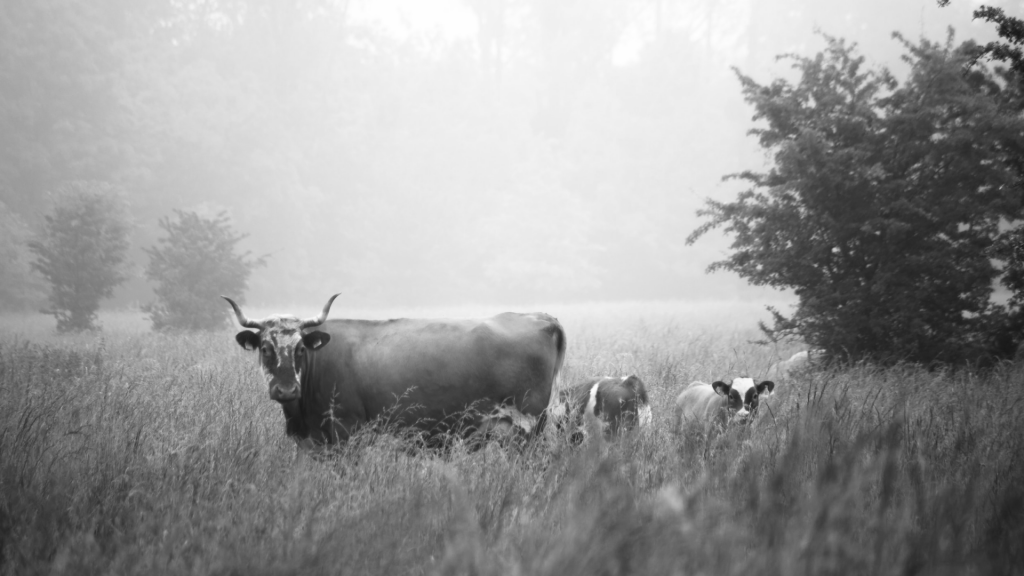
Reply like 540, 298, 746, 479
689, 32, 1024, 365
938, 1, 1024, 74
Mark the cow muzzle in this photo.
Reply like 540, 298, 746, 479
270, 385, 301, 403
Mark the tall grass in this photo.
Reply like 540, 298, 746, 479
0, 305, 1022, 575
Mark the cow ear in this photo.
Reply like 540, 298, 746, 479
712, 381, 730, 396
622, 375, 641, 388
235, 330, 260, 351
758, 380, 775, 395
303, 330, 331, 350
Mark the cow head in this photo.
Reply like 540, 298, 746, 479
223, 294, 339, 403
711, 377, 774, 423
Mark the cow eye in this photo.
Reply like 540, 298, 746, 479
261, 346, 273, 357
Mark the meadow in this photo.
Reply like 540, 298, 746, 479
1, 301, 1022, 575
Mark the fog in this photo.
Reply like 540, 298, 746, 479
0, 0, 1010, 313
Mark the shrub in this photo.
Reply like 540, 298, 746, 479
143, 209, 265, 331
27, 182, 132, 332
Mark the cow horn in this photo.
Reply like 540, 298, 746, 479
222, 296, 263, 329
300, 293, 340, 329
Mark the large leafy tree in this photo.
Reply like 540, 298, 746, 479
939, 2, 1024, 340
28, 182, 132, 332
688, 33, 1024, 365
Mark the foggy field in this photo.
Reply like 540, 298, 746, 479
3, 0, 1023, 572
2, 302, 1022, 575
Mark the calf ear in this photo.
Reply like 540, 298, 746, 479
712, 381, 730, 396
302, 330, 331, 350
758, 380, 775, 395
235, 330, 260, 351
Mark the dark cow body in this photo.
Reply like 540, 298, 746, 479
225, 295, 566, 449
554, 375, 652, 442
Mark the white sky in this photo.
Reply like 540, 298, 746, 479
347, 0, 477, 41
345, 0, 1014, 69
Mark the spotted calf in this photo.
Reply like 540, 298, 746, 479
552, 375, 652, 443
674, 377, 774, 428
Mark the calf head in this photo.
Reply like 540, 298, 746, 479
711, 377, 775, 423
224, 294, 338, 403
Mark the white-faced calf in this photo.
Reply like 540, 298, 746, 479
674, 377, 774, 429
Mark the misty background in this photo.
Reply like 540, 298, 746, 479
0, 0, 1010, 312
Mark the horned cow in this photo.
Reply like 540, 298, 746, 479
224, 294, 566, 449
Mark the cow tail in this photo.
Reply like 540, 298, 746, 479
535, 318, 567, 437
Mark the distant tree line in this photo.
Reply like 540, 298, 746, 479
26, 184, 263, 332
0, 0, 997, 310
4, 0, 1021, 357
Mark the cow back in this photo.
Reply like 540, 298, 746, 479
296, 312, 564, 442
674, 382, 726, 427
557, 375, 650, 438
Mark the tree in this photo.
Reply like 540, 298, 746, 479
143, 210, 265, 331
938, 2, 1024, 75
939, 2, 1024, 345
28, 182, 132, 332
688, 33, 1024, 366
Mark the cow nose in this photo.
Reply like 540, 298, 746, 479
270, 386, 300, 402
